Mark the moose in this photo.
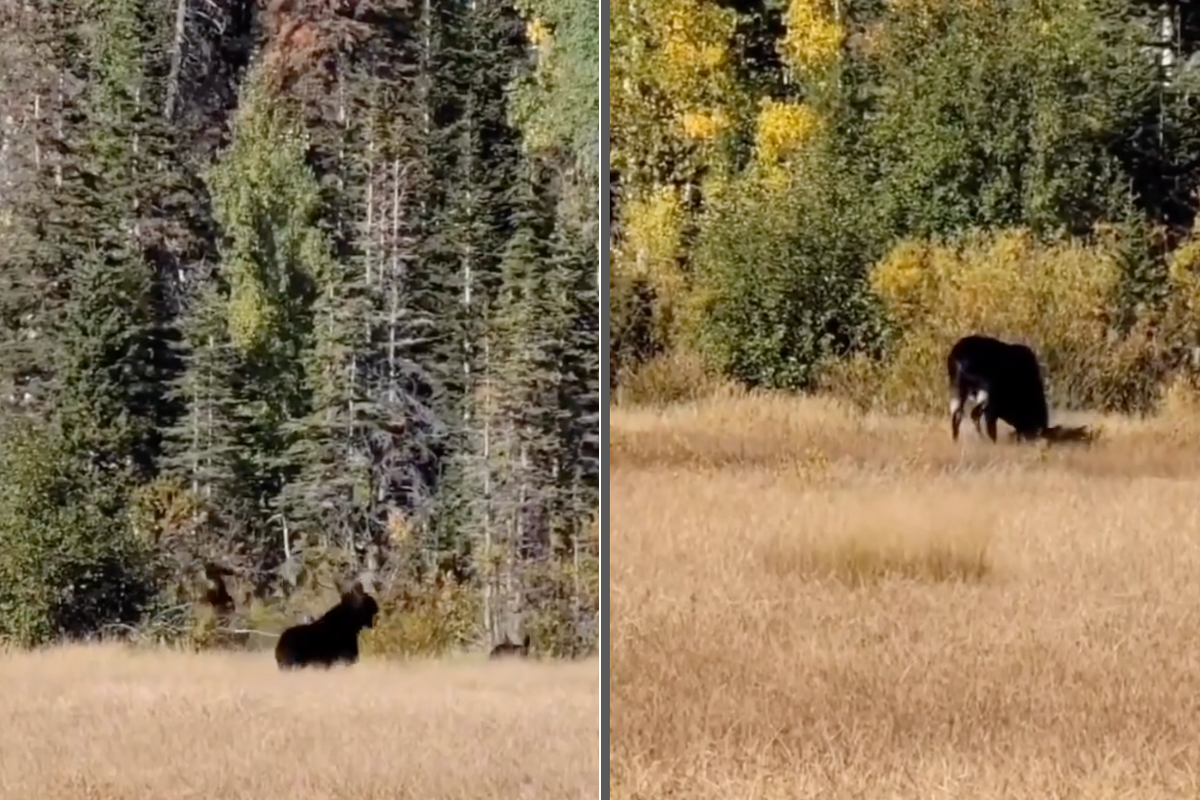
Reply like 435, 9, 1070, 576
489, 632, 531, 660
274, 578, 380, 670
947, 334, 1052, 443
946, 334, 1097, 445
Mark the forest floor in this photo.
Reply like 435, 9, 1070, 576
612, 391, 1200, 799
0, 644, 599, 800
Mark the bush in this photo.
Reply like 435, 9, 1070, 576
522, 557, 599, 659
610, 185, 690, 374
1157, 233, 1200, 388
362, 574, 481, 659
612, 348, 732, 407
609, 270, 664, 388
691, 147, 886, 390
0, 419, 157, 648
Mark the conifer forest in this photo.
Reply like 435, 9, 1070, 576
0, 0, 599, 656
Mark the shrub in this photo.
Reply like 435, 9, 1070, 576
361, 574, 481, 659
691, 146, 886, 390
825, 228, 1161, 415
613, 348, 732, 407
0, 418, 158, 648
522, 556, 599, 659
1157, 232, 1200, 389
609, 270, 664, 388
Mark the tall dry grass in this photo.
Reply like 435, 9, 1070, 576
0, 644, 598, 800
612, 391, 1200, 799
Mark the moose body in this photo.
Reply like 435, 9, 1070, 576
489, 633, 531, 660
274, 580, 380, 670
947, 334, 1049, 443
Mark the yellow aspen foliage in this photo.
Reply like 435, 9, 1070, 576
680, 108, 731, 142
868, 239, 935, 327
756, 164, 793, 194
1163, 235, 1200, 336
1161, 234, 1200, 393
526, 15, 550, 48
612, 185, 690, 347
780, 0, 843, 79
617, 185, 686, 286
647, 0, 737, 102
611, 0, 745, 186
1168, 238, 1200, 290
610, 0, 739, 112
753, 99, 822, 164
870, 228, 1122, 343
831, 229, 1131, 414
525, 15, 551, 66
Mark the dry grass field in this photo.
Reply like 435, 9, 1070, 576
611, 390, 1200, 799
0, 644, 599, 800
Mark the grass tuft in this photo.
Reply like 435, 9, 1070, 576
760, 490, 994, 588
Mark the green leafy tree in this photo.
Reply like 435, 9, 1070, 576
0, 418, 156, 647
693, 141, 886, 389
862, 0, 1153, 240
509, 0, 599, 177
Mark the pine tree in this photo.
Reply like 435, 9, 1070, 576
0, 1, 93, 416
53, 0, 186, 485
197, 63, 331, 569
422, 0, 536, 582
161, 280, 243, 500
353, 31, 451, 549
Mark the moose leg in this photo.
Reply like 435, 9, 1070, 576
970, 398, 987, 437
950, 393, 967, 441
984, 405, 999, 443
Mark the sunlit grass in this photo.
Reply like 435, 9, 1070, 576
0, 644, 599, 800
612, 392, 1200, 799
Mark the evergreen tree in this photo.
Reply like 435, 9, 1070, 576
0, 0, 600, 651
53, 0, 185, 483
0, 1, 93, 416
161, 279, 245, 505
197, 63, 330, 569
423, 0, 535, 574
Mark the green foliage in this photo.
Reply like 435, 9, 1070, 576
191, 62, 338, 562
481, 161, 600, 639
692, 148, 886, 390
0, 419, 156, 647
53, 247, 174, 480
862, 0, 1150, 240
610, 0, 1200, 424
362, 575, 483, 658
0, 0, 599, 657
521, 529, 599, 658
205, 67, 325, 359
509, 0, 600, 175
609, 0, 751, 189
161, 281, 245, 500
